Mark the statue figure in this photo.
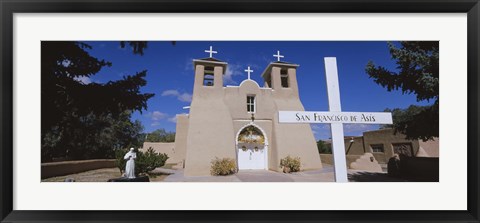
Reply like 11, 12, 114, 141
123, 148, 137, 178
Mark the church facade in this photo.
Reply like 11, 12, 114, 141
171, 52, 323, 176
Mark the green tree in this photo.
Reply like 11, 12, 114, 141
42, 111, 145, 162
41, 41, 154, 161
366, 41, 438, 141
120, 41, 148, 55
380, 105, 438, 141
317, 140, 331, 154
145, 129, 176, 142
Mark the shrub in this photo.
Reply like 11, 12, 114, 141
136, 148, 169, 175
317, 140, 332, 154
210, 157, 237, 176
115, 147, 169, 176
280, 155, 301, 173
115, 148, 128, 174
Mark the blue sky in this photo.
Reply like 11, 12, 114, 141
83, 41, 431, 140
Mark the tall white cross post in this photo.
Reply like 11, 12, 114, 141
278, 57, 393, 182
205, 46, 217, 58
273, 50, 284, 62
245, 66, 253, 80
325, 57, 348, 182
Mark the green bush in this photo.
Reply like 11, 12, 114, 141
317, 140, 332, 154
115, 147, 169, 176
210, 157, 237, 176
280, 155, 301, 173
136, 147, 169, 175
115, 148, 128, 174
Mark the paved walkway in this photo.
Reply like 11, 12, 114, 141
42, 165, 405, 182
158, 165, 404, 182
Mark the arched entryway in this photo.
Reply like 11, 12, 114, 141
236, 124, 268, 170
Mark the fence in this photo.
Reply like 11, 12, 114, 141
41, 159, 116, 179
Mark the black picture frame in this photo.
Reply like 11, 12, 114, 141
1, 0, 479, 222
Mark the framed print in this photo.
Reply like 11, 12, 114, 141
1, 0, 479, 222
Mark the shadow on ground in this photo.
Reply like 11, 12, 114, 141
348, 172, 408, 182
42, 168, 169, 182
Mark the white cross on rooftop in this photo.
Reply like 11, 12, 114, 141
244, 66, 253, 80
273, 50, 284, 62
204, 46, 217, 58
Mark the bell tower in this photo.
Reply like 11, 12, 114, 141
192, 46, 227, 97
260, 50, 323, 172
184, 46, 236, 176
261, 50, 300, 98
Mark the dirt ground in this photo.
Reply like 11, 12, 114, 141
42, 168, 169, 182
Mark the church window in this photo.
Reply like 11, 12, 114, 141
203, 66, 214, 86
370, 144, 384, 153
281, 68, 289, 88
247, 95, 255, 113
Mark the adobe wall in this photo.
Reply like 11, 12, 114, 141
325, 129, 438, 164
224, 80, 276, 121
172, 114, 189, 164
343, 136, 365, 155
419, 137, 439, 157
363, 129, 420, 163
141, 142, 177, 163
184, 65, 236, 176
319, 154, 361, 167
41, 159, 116, 179
270, 67, 322, 171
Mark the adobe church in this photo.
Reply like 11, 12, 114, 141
156, 47, 323, 176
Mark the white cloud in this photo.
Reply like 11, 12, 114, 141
224, 64, 244, 85
343, 124, 380, 136
184, 58, 194, 71
311, 124, 331, 131
168, 116, 177, 123
310, 124, 331, 140
73, 76, 92, 84
161, 90, 180, 96
178, 93, 192, 102
161, 90, 192, 102
149, 111, 168, 121
145, 111, 180, 127
311, 124, 321, 130
311, 125, 319, 135
310, 123, 380, 139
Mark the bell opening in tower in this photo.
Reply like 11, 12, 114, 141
203, 66, 214, 86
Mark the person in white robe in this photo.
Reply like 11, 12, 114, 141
123, 148, 137, 178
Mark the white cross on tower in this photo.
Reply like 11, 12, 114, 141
205, 46, 217, 58
244, 66, 253, 80
273, 50, 284, 62
278, 57, 393, 182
